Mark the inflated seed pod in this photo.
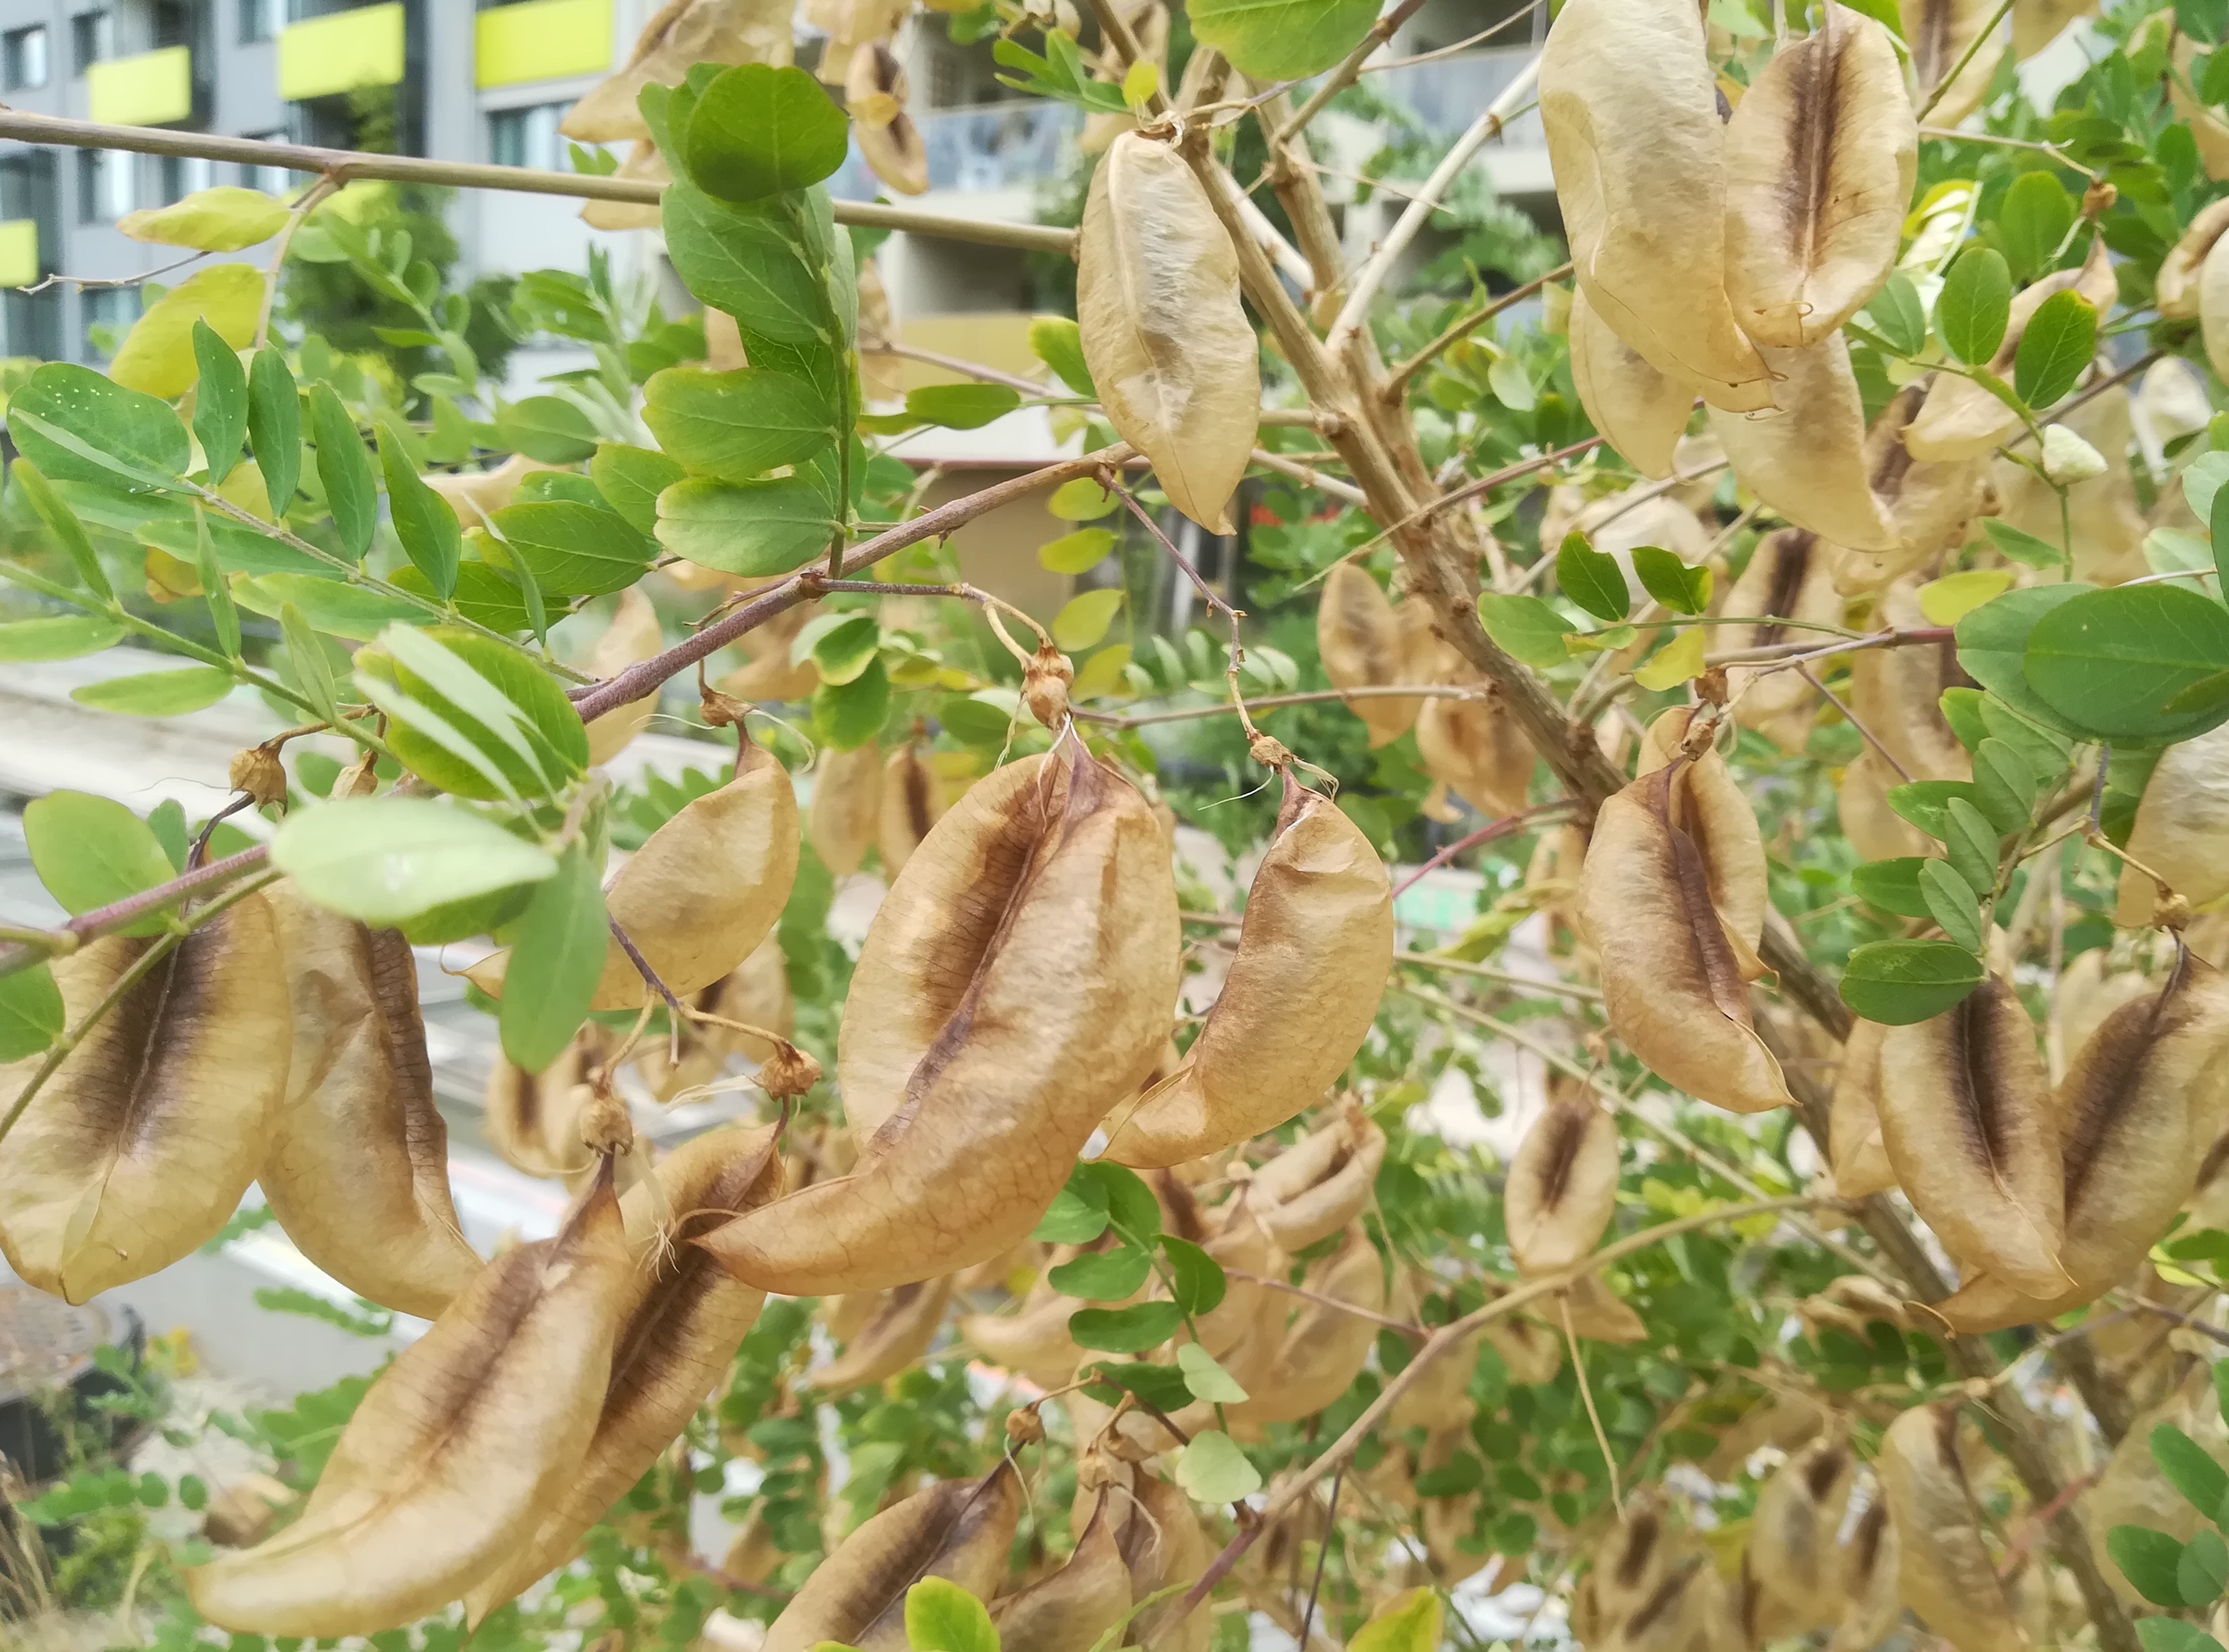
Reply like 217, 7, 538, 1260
703, 749, 1180, 1294
810, 739, 883, 878
2058, 949, 2157, 1065
2086, 1363, 2229, 1603
426, 453, 559, 526
561, 0, 795, 143
1226, 1225, 1386, 1426
1415, 679, 1535, 819
187, 1176, 632, 1637
1709, 333, 1898, 551
1828, 1020, 1897, 1199
1832, 380, 1989, 594
1718, 530, 1843, 755
1611, 1557, 1743, 1652
1389, 1320, 1486, 1432
1240, 1110, 1387, 1253
260, 885, 483, 1319
960, 1267, 1093, 1387
1876, 977, 2067, 1299
1874, 1404, 2025, 1652
2158, 198, 2229, 323
1568, 283, 1696, 481
1827, 1492, 1901, 1652
0, 897, 289, 1303
989, 1502, 1132, 1652
1318, 562, 1428, 747
1482, 1307, 1566, 1386
1103, 778, 1392, 1166
1900, 0, 2006, 126
877, 741, 946, 879
1838, 748, 1933, 863
1591, 1493, 1679, 1622
583, 587, 664, 767
464, 1129, 785, 1620
1557, 1271, 1646, 1343
1635, 708, 1769, 980
808, 1275, 955, 1397
2117, 720, 2229, 926
1748, 1438, 1856, 1627
1115, 1471, 1211, 1652
849, 43, 928, 195
1847, 581, 1973, 783
1505, 1094, 1620, 1276
482, 1026, 600, 1178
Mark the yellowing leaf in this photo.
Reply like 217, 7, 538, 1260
1072, 642, 1133, 701
1039, 527, 1116, 574
1918, 568, 2014, 626
1049, 479, 1117, 520
109, 265, 264, 399
1632, 626, 1707, 690
119, 187, 291, 252
1175, 1429, 1262, 1503
1053, 588, 1125, 651
1122, 58, 1161, 108
1349, 1589, 1443, 1652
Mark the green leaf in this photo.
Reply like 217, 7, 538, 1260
1972, 736, 2038, 833
1029, 316, 1096, 396
1982, 517, 2065, 570
8, 363, 189, 492
191, 320, 248, 486
0, 614, 123, 663
1034, 1170, 1112, 1244
1175, 1341, 1249, 1403
1053, 587, 1125, 650
1955, 583, 2097, 738
1996, 172, 2077, 283
307, 383, 376, 561
2153, 1425, 2229, 1527
1069, 1300, 1184, 1354
492, 500, 655, 597
1939, 686, 1989, 750
496, 396, 599, 464
1864, 272, 1928, 357
1079, 1159, 1162, 1239
905, 384, 1021, 430
1160, 1235, 1228, 1315
1478, 593, 1573, 667
194, 505, 240, 660
2012, 290, 2097, 408
358, 625, 589, 803
1048, 1245, 1154, 1301
2112, 1525, 2196, 1606
1039, 528, 1115, 575
1919, 859, 1984, 951
71, 665, 235, 717
1632, 547, 1711, 614
659, 182, 841, 363
1349, 1589, 1443, 1652
23, 791, 176, 928
377, 421, 463, 601
2137, 1621, 2229, 1652
271, 797, 558, 927
248, 347, 300, 516
0, 962, 65, 1061
1555, 533, 1629, 623
499, 843, 609, 1073
1944, 797, 2001, 895
645, 366, 836, 481
903, 1578, 998, 1652
1839, 938, 1987, 1025
281, 601, 342, 726
812, 657, 891, 750
1850, 857, 1935, 918
1937, 247, 2012, 365
234, 573, 420, 642
684, 64, 850, 202
12, 460, 112, 599
590, 443, 686, 538
1048, 479, 1117, 521
1174, 1429, 1263, 1502
654, 476, 842, 576
1188, 0, 1379, 79
2024, 585, 2229, 741
797, 611, 881, 685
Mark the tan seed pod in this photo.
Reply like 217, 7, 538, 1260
1556, 1271, 1647, 1343
581, 140, 667, 232
1832, 380, 1990, 594
1612, 1557, 1743, 1652
1540, 0, 1771, 410
483, 1027, 601, 1178
989, 1501, 1132, 1652
2157, 198, 2229, 320
0, 900, 288, 1304
1847, 581, 1973, 782
762, 1465, 1024, 1652
1316, 563, 1427, 746
563, 0, 794, 143
1388, 1320, 1486, 1432
1719, 529, 1843, 753
1415, 679, 1535, 818
878, 741, 947, 878
466, 1130, 785, 1620
469, 735, 799, 1015
1077, 130, 1258, 533
2171, 31, 2229, 181
1592, 1493, 1680, 1622
2086, 1362, 2229, 1602
1875, 1404, 2025, 1652
1578, 764, 1793, 1112
704, 750, 1180, 1294
1838, 747, 1934, 862
1506, 1095, 1620, 1276
1748, 1438, 1856, 1627
1876, 977, 2067, 1298
2012, 0, 2093, 53
1722, 6, 1916, 349
1240, 1110, 1387, 1254
1827, 1492, 1901, 1652
1226, 1225, 1386, 1426
849, 44, 929, 196
1114, 1473, 1211, 1652
1710, 332, 1899, 549
582, 588, 664, 767
807, 1275, 955, 1397
1703, 1393, 1826, 1481
810, 739, 884, 878
1414, 1428, 1494, 1584
1905, 239, 2117, 460
427, 453, 561, 527
960, 1272, 1091, 1387
1636, 707, 1770, 976
260, 886, 483, 1319
1828, 1019, 1897, 1199
187, 1176, 632, 1636
2117, 719, 2229, 925
1902, 0, 2006, 126
2057, 947, 2156, 1062
1568, 283, 1698, 480
1483, 1306, 1566, 1386
1103, 781, 1392, 1166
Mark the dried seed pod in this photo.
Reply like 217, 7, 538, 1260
704, 750, 1180, 1294
960, 1270, 1092, 1387
1830, 382, 1989, 594
1077, 130, 1259, 534
1568, 283, 1697, 480
1905, 240, 2117, 460
187, 1176, 632, 1636
261, 887, 483, 1319
1482, 1306, 1566, 1385
1592, 1494, 1679, 1621
1415, 680, 1535, 818
2159, 198, 2229, 323
1829, 1020, 1897, 1199
1635, 707, 1770, 976
1241, 1110, 1387, 1253
1227, 1226, 1386, 1425
1874, 1404, 2025, 1652
1709, 333, 1898, 549
1901, 0, 2006, 126
1722, 6, 1916, 349
1540, 0, 1772, 410
878, 741, 947, 878
1506, 1095, 1620, 1275
427, 453, 561, 526
1389, 1321, 1486, 1431
1613, 1558, 1743, 1652
1317, 563, 1427, 746
1827, 1493, 1901, 1652
1748, 1438, 1856, 1627
483, 1027, 600, 1178
1557, 1272, 1648, 1343
807, 1275, 955, 1396
0, 899, 288, 1303
810, 739, 884, 878
2117, 720, 2229, 925
469, 735, 800, 1015
762, 1464, 1023, 1652
565, 0, 794, 141
2058, 948, 2155, 1062
466, 1130, 785, 1620
989, 1502, 1132, 1652
583, 588, 664, 766
1719, 529, 1843, 753
2086, 1363, 2229, 1601
1115, 1473, 1211, 1652
1838, 748, 1933, 861
1579, 764, 1793, 1113
1847, 582, 1973, 782
1103, 781, 1392, 1166
849, 44, 928, 195
1876, 977, 2067, 1298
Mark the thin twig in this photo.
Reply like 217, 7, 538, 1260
1913, 0, 2015, 119
0, 843, 268, 982
1070, 683, 1483, 729
1561, 1294, 1623, 1514
1797, 663, 1913, 783
1225, 1270, 1428, 1337
1269, 0, 1434, 144
1393, 951, 1604, 1001
1382, 261, 1573, 401
1391, 800, 1575, 897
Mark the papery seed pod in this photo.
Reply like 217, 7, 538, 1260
1833, 380, 1990, 594
1240, 1110, 1388, 1254
1613, 1558, 1743, 1652
1317, 563, 1427, 747
582, 588, 664, 766
1990, 385, 2147, 587
807, 1275, 955, 1397
2170, 31, 2229, 181
1115, 1473, 1211, 1652
1077, 130, 1259, 533
1592, 1494, 1679, 1622
469, 734, 799, 1014
1557, 1272, 1647, 1343
1635, 708, 1770, 978
1749, 1438, 1856, 1627
1905, 240, 2117, 460
1733, 1551, 1813, 1649
807, 0, 906, 83
1902, 0, 2007, 126
961, 1271, 1091, 1387
1389, 1321, 1486, 1432
2117, 720, 2229, 925
1876, 978, 2067, 1298
1874, 1404, 2025, 1652
1722, 5, 1916, 349
810, 739, 884, 878
2012, 0, 2093, 53
1717, 530, 1843, 753
1540, 0, 1772, 410
1416, 679, 1535, 818
1829, 1020, 1897, 1199
1226, 1226, 1387, 1426
0, 899, 288, 1303
849, 44, 929, 196
1704, 1393, 1827, 1480
2086, 1362, 2229, 1601
483, 1027, 601, 1178
1847, 582, 1973, 783
1838, 748, 1934, 862
465, 1131, 784, 1620
2158, 198, 2229, 322
878, 741, 947, 878
1178, 1190, 1281, 1362
260, 887, 483, 1319
1483, 1305, 1567, 1385
1709, 333, 1898, 549
427, 453, 561, 526
1568, 284, 1698, 480
1415, 1427, 1493, 1584
1579, 765, 1793, 1113
2058, 948, 2156, 1062
563, 0, 794, 141
581, 140, 668, 232
704, 749, 1180, 1294
1506, 1095, 1620, 1276
761, 1464, 1024, 1652
989, 1501, 1132, 1652
1826, 1493, 1901, 1652
187, 1176, 632, 1636
1103, 780, 1392, 1166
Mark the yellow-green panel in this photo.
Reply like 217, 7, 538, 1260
476, 0, 613, 89
86, 47, 193, 126
279, 3, 405, 102
0, 221, 37, 290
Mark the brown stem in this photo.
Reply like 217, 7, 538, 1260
0, 843, 269, 982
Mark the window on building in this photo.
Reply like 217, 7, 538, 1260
489, 102, 568, 172
82, 285, 136, 361
161, 155, 214, 203
76, 148, 132, 221
153, 0, 197, 48
239, 0, 279, 41
70, 11, 111, 74
4, 26, 50, 91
